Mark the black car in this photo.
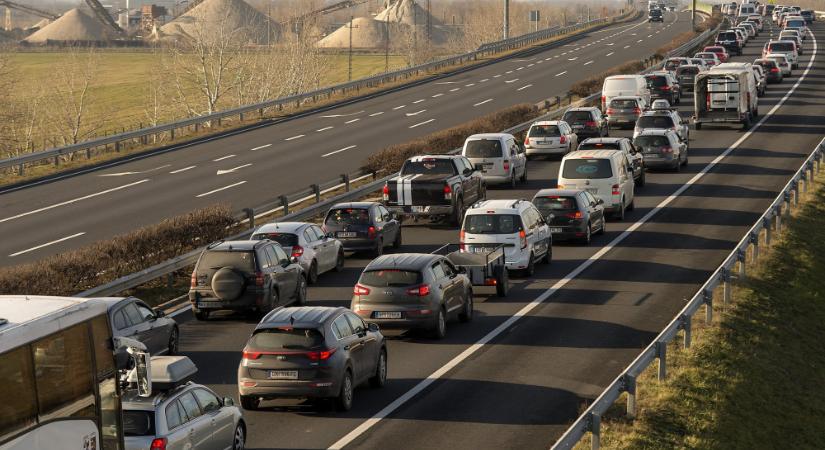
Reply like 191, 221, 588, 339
532, 189, 606, 245
238, 307, 387, 412
645, 72, 680, 105
801, 10, 813, 23
324, 202, 401, 256
675, 65, 701, 92
716, 30, 742, 56
648, 8, 663, 22
753, 58, 783, 83
188, 240, 307, 320
561, 107, 609, 138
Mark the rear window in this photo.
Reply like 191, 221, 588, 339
199, 250, 255, 272
755, 60, 777, 69
718, 31, 737, 40
646, 75, 668, 87
251, 232, 299, 247
769, 42, 795, 52
578, 142, 620, 151
360, 269, 422, 287
562, 111, 592, 122
533, 196, 578, 213
464, 139, 503, 158
325, 208, 371, 226
248, 328, 325, 351
664, 60, 683, 71
676, 66, 699, 76
528, 124, 561, 137
786, 19, 805, 27
634, 135, 671, 149
561, 159, 613, 179
604, 78, 638, 91
401, 159, 456, 176
123, 410, 155, 437
637, 115, 675, 129
767, 55, 788, 65
463, 214, 523, 234
610, 99, 638, 108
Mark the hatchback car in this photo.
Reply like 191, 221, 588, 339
633, 129, 688, 172
532, 189, 606, 245
703, 46, 730, 63
577, 137, 645, 187
675, 65, 701, 92
751, 64, 767, 96
108, 297, 179, 357
694, 52, 722, 67
605, 96, 646, 129
189, 240, 307, 320
754, 58, 784, 83
323, 202, 401, 256
352, 253, 473, 339
523, 120, 579, 158
461, 133, 527, 187
634, 108, 689, 142
645, 72, 680, 105
765, 53, 792, 76
461, 199, 552, 275
664, 57, 690, 72
561, 107, 609, 138
238, 307, 387, 411
252, 222, 344, 284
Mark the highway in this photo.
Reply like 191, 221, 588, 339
0, 11, 694, 265
166, 18, 825, 450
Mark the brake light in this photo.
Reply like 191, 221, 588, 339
585, 121, 597, 127
559, 135, 567, 144
660, 146, 674, 153
306, 348, 337, 361
406, 284, 431, 297
706, 93, 711, 110
566, 211, 583, 219
443, 183, 452, 201
771, 67, 779, 73
190, 270, 197, 288
382, 184, 389, 201
524, 136, 530, 146
255, 272, 265, 287
612, 184, 620, 195
150, 438, 167, 450
459, 229, 466, 251
661, 85, 671, 91
601, 95, 606, 108
519, 229, 527, 249
367, 226, 377, 239
291, 245, 304, 258
503, 160, 510, 171
242, 351, 262, 360
633, 107, 641, 115
353, 284, 370, 296
606, 108, 615, 115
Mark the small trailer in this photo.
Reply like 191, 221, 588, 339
432, 243, 509, 297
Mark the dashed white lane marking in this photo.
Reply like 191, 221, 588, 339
583, 61, 594, 66
405, 110, 426, 116
369, 112, 384, 117
528, 63, 535, 67
506, 70, 514, 74
170, 166, 196, 174
393, 105, 406, 110
648, 34, 653, 37
606, 52, 614, 57
480, 78, 489, 82
493, 74, 502, 78
213, 154, 236, 161
322, 145, 357, 158
545, 57, 552, 61
251, 144, 272, 151
9, 232, 86, 257
450, 87, 461, 91
409, 119, 435, 128
412, 99, 426, 104
517, 84, 532, 91
516, 67, 524, 70
216, 164, 252, 175
465, 83, 476, 87
505, 78, 519, 83
637, 39, 644, 43
624, 45, 631, 48
196, 181, 246, 198
606, 42, 614, 46
432, 93, 444, 98
474, 99, 493, 106
320, 110, 363, 118
99, 164, 170, 177
285, 135, 304, 141
316, 126, 334, 132
568, 57, 578, 60
556, 71, 567, 76
345, 118, 360, 124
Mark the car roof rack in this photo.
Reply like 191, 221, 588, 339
206, 240, 225, 250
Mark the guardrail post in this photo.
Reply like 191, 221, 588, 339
115, 140, 120, 152
312, 184, 321, 203
341, 174, 351, 192
54, 155, 59, 167
170, 128, 175, 140
750, 231, 759, 262
721, 269, 731, 306
166, 273, 174, 289
590, 412, 601, 450
775, 204, 783, 232
793, 181, 800, 207
784, 191, 792, 218
279, 195, 289, 216
763, 217, 772, 247
737, 248, 747, 282
703, 289, 713, 324
195, 122, 200, 133
624, 374, 637, 418
242, 208, 254, 229
17, 163, 24, 176
656, 341, 667, 381
680, 313, 692, 349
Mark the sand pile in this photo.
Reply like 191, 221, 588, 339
27, 18, 52, 31
316, 16, 406, 49
24, 9, 112, 43
157, 0, 279, 44
375, 0, 447, 44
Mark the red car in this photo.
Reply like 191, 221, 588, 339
703, 45, 730, 63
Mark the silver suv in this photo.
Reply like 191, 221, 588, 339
251, 222, 345, 284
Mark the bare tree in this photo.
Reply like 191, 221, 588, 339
50, 47, 100, 146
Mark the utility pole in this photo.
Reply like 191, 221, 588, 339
503, 0, 509, 39
347, 16, 359, 81
384, 11, 389, 72
691, 0, 697, 31
426, 0, 431, 43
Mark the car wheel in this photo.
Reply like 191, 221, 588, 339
494, 265, 509, 297
240, 396, 259, 411
336, 370, 354, 411
307, 260, 319, 285
193, 308, 209, 321
520, 166, 527, 183
540, 240, 552, 264
369, 348, 388, 388
674, 159, 681, 173
742, 113, 752, 130
334, 250, 345, 272
510, 172, 517, 189
232, 424, 245, 450
373, 239, 384, 257
432, 308, 447, 339
167, 327, 179, 355
393, 229, 402, 249
636, 169, 646, 187
582, 223, 592, 245
294, 277, 307, 306
682, 151, 689, 166
523, 253, 536, 277
459, 290, 473, 323
615, 202, 626, 220
452, 198, 464, 227
695, 122, 702, 130
597, 218, 606, 235
628, 198, 635, 212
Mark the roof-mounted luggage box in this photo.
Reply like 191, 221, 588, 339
147, 355, 198, 391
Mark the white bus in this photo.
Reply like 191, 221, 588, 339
0, 296, 149, 450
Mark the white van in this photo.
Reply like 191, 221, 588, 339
601, 75, 651, 112
557, 149, 635, 219
694, 64, 759, 129
738, 3, 756, 16
461, 133, 527, 187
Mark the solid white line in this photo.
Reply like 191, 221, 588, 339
369, 112, 384, 117
285, 135, 304, 141
555, 71, 567, 77
473, 99, 493, 107
169, 166, 196, 174
517, 84, 532, 91
409, 119, 435, 129
345, 118, 360, 124
212, 154, 235, 162
432, 93, 444, 98
0, 179, 150, 224
327, 31, 819, 450
9, 232, 86, 257
505, 78, 519, 83
606, 52, 615, 57
316, 126, 334, 132
583, 61, 594, 66
195, 181, 246, 198
250, 144, 272, 151
393, 105, 406, 110
322, 145, 357, 158
412, 99, 425, 104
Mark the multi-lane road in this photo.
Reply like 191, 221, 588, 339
166, 18, 825, 450
0, 11, 694, 265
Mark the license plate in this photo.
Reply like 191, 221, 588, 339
374, 311, 402, 319
269, 370, 298, 380
412, 206, 425, 213
337, 232, 356, 238
586, 188, 599, 194
549, 228, 563, 233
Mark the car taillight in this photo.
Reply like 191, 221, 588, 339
601, 95, 606, 108
255, 272, 265, 287
406, 284, 431, 297
566, 211, 583, 219
291, 245, 304, 258
503, 160, 510, 171
559, 135, 567, 144
307, 348, 337, 361
606, 108, 615, 115
190, 270, 197, 288
524, 136, 530, 146
443, 183, 452, 201
771, 67, 779, 72
585, 121, 597, 127
612, 184, 620, 195
354, 284, 370, 296
459, 229, 466, 251
706, 93, 711, 109
242, 351, 262, 360
662, 85, 671, 91
382, 184, 389, 201
633, 107, 641, 115
519, 229, 527, 249
660, 146, 674, 153
368, 226, 377, 239
150, 438, 167, 450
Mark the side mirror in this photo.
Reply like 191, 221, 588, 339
597, 199, 605, 205
223, 397, 235, 407
368, 323, 380, 332
463, 168, 473, 176
474, 163, 484, 171
289, 256, 298, 265
154, 309, 166, 318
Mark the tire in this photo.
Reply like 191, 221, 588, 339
393, 229, 402, 249
615, 201, 626, 220
193, 308, 209, 321
452, 198, 464, 227
459, 290, 474, 323
674, 159, 681, 173
695, 122, 702, 130
369, 348, 388, 388
510, 172, 517, 189
232, 424, 245, 450
636, 169, 646, 187
597, 218, 606, 235
334, 250, 345, 272
494, 265, 509, 297
523, 253, 535, 277
628, 198, 635, 212
373, 239, 384, 257
167, 327, 179, 355
432, 308, 447, 339
582, 223, 592, 245
259, 288, 277, 317
240, 396, 259, 411
336, 370, 354, 411
742, 113, 752, 130
307, 260, 319, 285
293, 277, 307, 306
520, 166, 527, 183
540, 239, 552, 264
682, 150, 689, 166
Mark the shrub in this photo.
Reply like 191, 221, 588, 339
0, 205, 236, 296
363, 104, 538, 174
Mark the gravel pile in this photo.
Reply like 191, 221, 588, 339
24, 8, 112, 43
158, 0, 279, 44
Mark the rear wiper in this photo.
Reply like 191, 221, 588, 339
281, 344, 309, 350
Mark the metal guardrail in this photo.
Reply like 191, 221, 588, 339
0, 13, 637, 175
552, 137, 825, 450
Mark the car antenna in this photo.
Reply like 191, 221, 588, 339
290, 316, 295, 326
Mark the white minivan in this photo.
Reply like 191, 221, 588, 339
601, 75, 651, 112
557, 150, 635, 220
462, 133, 527, 187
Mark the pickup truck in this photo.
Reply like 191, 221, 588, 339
383, 154, 486, 225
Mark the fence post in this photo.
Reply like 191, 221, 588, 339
703, 289, 713, 324
657, 341, 667, 381
775, 204, 783, 232
18, 164, 24, 176
793, 181, 800, 207
341, 173, 351, 192
763, 217, 772, 247
750, 231, 759, 262
722, 268, 732, 306
312, 184, 321, 203
115, 141, 120, 152
590, 412, 601, 450
280, 195, 289, 216
624, 374, 637, 418
54, 155, 59, 167
167, 273, 174, 289
737, 248, 747, 281
242, 208, 255, 229
171, 128, 175, 140
681, 313, 692, 349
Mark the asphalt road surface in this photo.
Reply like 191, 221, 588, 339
165, 19, 825, 450
0, 12, 694, 265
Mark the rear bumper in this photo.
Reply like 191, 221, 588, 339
338, 237, 379, 251
238, 379, 340, 399
481, 173, 514, 184
571, 129, 600, 138
388, 205, 454, 218
505, 250, 532, 270
364, 315, 437, 330
549, 224, 588, 241
607, 115, 639, 125
644, 156, 680, 169
189, 290, 262, 311
525, 145, 568, 155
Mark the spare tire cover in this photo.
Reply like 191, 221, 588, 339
211, 267, 245, 301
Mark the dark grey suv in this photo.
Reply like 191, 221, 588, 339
238, 307, 387, 412
351, 253, 473, 339
189, 240, 307, 320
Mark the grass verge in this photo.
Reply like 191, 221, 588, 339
573, 171, 825, 449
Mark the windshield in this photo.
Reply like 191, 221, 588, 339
123, 410, 155, 437
325, 208, 371, 226
718, 31, 737, 40
755, 60, 777, 69
561, 159, 613, 179
664, 60, 683, 70
637, 115, 675, 129
401, 159, 456, 176
252, 232, 299, 247
464, 139, 503, 158
562, 111, 592, 122
249, 328, 325, 350
634, 135, 671, 149
767, 56, 787, 65
360, 269, 422, 287
533, 196, 578, 214
199, 250, 254, 272
786, 19, 805, 27
528, 124, 561, 137
646, 76, 668, 87
463, 214, 523, 234
677, 66, 699, 76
